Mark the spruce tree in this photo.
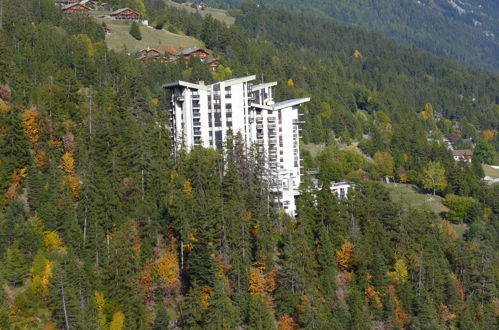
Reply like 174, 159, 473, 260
129, 21, 142, 40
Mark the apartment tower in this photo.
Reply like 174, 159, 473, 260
163, 75, 310, 216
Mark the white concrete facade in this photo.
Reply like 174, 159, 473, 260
163, 76, 310, 216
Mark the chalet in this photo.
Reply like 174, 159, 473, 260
137, 48, 161, 62
179, 47, 209, 61
62, 3, 91, 14
452, 149, 473, 162
207, 59, 219, 71
110, 8, 140, 20
138, 48, 161, 58
79, 0, 97, 8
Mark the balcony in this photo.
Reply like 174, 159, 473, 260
256, 124, 263, 129
267, 117, 276, 122
268, 123, 276, 129
269, 138, 277, 144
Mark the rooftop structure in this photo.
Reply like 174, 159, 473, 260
109, 8, 140, 20
452, 149, 473, 162
163, 76, 310, 216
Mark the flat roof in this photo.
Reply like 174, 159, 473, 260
222, 75, 256, 87
250, 103, 274, 110
252, 81, 278, 91
162, 81, 209, 91
271, 97, 311, 110
250, 97, 310, 111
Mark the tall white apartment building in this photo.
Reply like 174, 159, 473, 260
163, 75, 310, 216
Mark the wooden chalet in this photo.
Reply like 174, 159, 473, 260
109, 8, 140, 20
179, 47, 209, 61
207, 59, 219, 71
79, 0, 97, 8
62, 3, 91, 14
137, 48, 162, 62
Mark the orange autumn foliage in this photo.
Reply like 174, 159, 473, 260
365, 273, 383, 308
199, 286, 214, 308
22, 108, 40, 145
449, 273, 465, 300
167, 45, 177, 55
249, 262, 277, 296
335, 240, 354, 271
5, 169, 25, 199
62, 152, 75, 174
482, 129, 496, 142
442, 220, 457, 240
68, 176, 81, 200
278, 314, 299, 330
139, 264, 154, 303
387, 286, 408, 327
249, 264, 266, 296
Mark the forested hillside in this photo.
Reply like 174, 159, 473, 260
209, 0, 499, 73
0, 0, 498, 329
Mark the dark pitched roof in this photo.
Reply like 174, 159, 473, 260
179, 47, 208, 56
110, 8, 138, 16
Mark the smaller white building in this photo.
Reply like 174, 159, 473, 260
330, 181, 351, 199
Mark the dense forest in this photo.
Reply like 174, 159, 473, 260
208, 0, 499, 73
0, 0, 498, 329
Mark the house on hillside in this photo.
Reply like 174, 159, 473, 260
79, 0, 97, 9
178, 47, 209, 61
452, 149, 473, 162
62, 2, 91, 14
207, 59, 219, 71
110, 8, 140, 20
137, 48, 162, 62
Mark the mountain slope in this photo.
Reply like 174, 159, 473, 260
211, 0, 499, 73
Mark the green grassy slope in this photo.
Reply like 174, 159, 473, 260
163, 0, 235, 25
101, 19, 204, 53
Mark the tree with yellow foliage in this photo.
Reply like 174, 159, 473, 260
21, 108, 40, 145
95, 291, 107, 328
335, 240, 354, 271
43, 231, 65, 252
482, 129, 496, 142
110, 311, 125, 330
155, 249, 180, 295
62, 152, 75, 174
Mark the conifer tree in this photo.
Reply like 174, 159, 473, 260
129, 21, 142, 40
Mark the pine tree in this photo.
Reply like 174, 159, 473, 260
129, 21, 142, 40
